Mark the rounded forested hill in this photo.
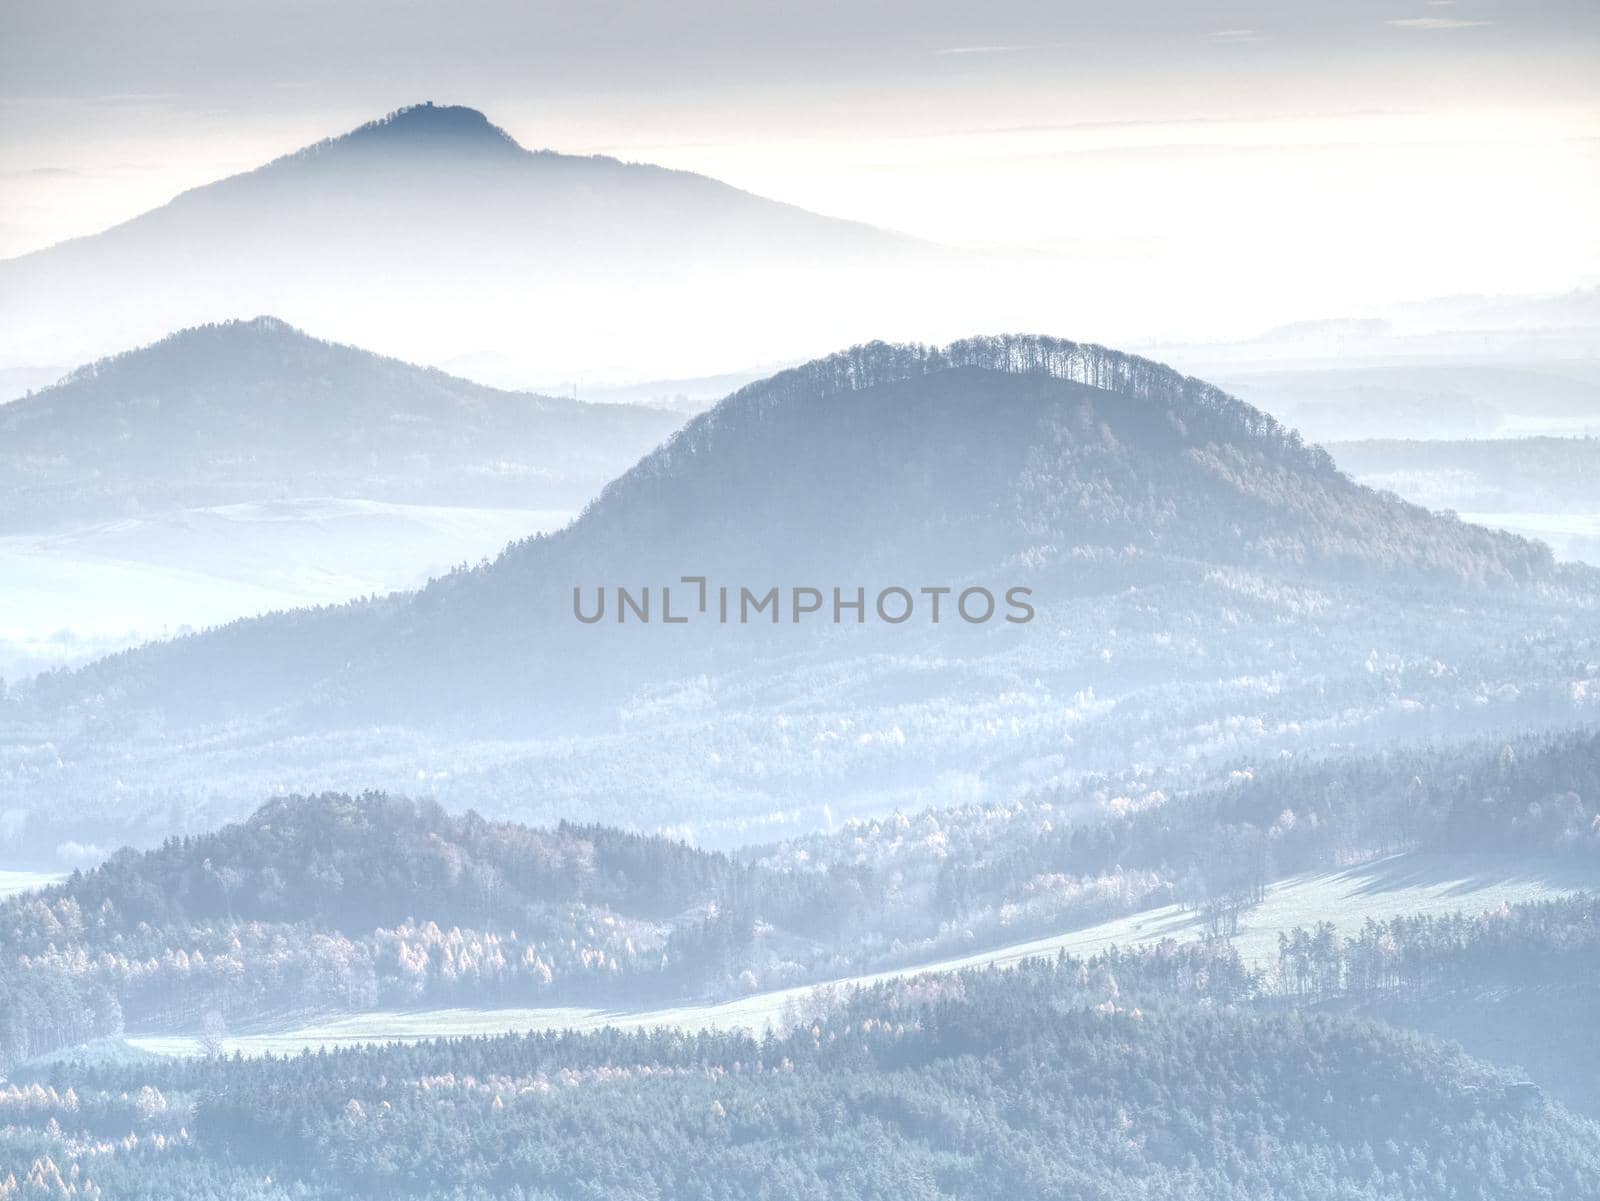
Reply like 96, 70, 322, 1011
387, 335, 1573, 697
11, 791, 737, 937
485, 333, 1558, 588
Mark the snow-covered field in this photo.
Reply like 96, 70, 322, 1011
127, 851, 1600, 1058
0, 869, 66, 899
0, 499, 571, 678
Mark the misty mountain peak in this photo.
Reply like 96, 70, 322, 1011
2, 101, 943, 376
298, 102, 526, 162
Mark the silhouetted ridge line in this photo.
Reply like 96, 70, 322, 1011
702, 333, 1332, 473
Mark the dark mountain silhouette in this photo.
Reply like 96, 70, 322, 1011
0, 103, 973, 380
0, 316, 680, 532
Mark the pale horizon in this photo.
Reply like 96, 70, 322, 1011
4, 0, 1598, 346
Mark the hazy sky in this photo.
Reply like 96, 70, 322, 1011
3, 0, 1597, 330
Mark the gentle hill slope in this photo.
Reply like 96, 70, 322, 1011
0, 316, 680, 532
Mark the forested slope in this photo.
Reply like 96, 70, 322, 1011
8, 951, 1599, 1200
5, 729, 1597, 1073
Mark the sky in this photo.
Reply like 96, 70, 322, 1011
2, 0, 1598, 334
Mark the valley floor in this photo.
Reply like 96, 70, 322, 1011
1459, 510, 1600, 565
0, 499, 572, 678
124, 849, 1600, 1058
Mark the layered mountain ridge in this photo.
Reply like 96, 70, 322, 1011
18, 333, 1576, 717
6, 333, 1595, 855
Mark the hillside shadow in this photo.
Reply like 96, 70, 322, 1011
1334, 852, 1600, 900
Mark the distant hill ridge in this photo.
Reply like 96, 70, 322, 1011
50, 314, 538, 399
54, 314, 474, 390
0, 316, 681, 531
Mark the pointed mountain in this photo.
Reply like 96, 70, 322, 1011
0, 103, 973, 380
0, 317, 680, 532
